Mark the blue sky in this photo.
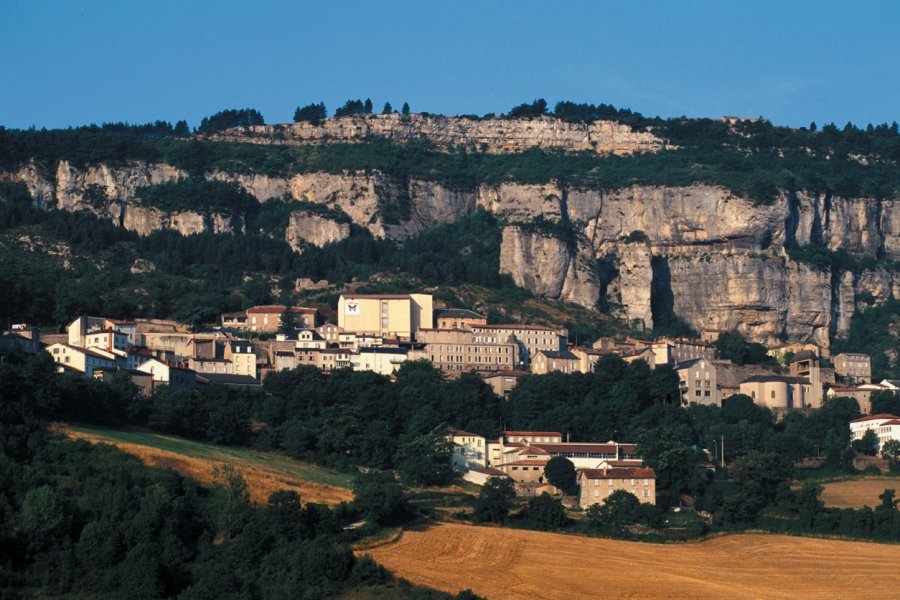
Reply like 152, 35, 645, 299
2, 0, 899, 130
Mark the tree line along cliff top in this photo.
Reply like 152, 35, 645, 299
2, 100, 900, 204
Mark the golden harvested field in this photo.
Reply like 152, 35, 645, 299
821, 477, 900, 509
63, 425, 353, 506
366, 522, 900, 599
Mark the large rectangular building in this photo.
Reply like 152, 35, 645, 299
471, 324, 567, 368
338, 294, 433, 340
414, 328, 519, 374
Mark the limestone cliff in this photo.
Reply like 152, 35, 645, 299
497, 184, 899, 346
285, 211, 351, 251
4, 158, 899, 347
208, 114, 664, 155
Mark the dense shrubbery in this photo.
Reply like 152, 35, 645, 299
714, 330, 772, 365
0, 353, 482, 599
133, 178, 259, 214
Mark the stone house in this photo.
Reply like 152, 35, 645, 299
579, 467, 657, 507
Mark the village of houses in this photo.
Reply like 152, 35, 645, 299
3, 291, 900, 510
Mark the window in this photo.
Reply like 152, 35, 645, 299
643, 489, 649, 498
771, 390, 776, 399
704, 391, 711, 397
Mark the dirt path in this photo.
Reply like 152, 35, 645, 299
366, 522, 900, 599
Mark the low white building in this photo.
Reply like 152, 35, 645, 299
849, 413, 900, 454
137, 358, 197, 390
350, 347, 407, 376
449, 429, 488, 470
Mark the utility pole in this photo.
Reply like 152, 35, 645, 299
720, 435, 725, 468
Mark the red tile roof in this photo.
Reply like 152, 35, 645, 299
850, 413, 900, 423
503, 431, 563, 437
341, 294, 413, 300
476, 324, 559, 331
246, 305, 317, 314
581, 467, 656, 480
498, 460, 549, 467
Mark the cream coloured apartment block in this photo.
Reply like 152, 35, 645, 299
338, 294, 433, 340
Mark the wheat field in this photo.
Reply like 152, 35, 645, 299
366, 522, 900, 599
63, 425, 354, 506
820, 477, 900, 509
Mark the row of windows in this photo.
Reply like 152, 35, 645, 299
592, 489, 652, 498
592, 478, 650, 486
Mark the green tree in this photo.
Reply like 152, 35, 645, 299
393, 428, 452, 486
17, 485, 66, 550
881, 439, 900, 463
543, 456, 577, 494
197, 108, 264, 134
852, 429, 879, 456
278, 305, 297, 334
523, 493, 568, 530
714, 330, 769, 365
401, 102, 410, 116
878, 488, 898, 511
293, 102, 327, 124
871, 390, 900, 415
472, 477, 515, 523
364, 98, 373, 114
352, 471, 409, 525
209, 464, 251, 539
382, 102, 393, 114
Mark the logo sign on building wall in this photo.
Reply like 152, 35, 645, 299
345, 301, 360, 316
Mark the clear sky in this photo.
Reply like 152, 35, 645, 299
2, 0, 899, 130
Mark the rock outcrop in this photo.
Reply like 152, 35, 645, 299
122, 205, 243, 236
208, 114, 665, 156
285, 212, 351, 251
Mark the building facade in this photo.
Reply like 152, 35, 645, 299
414, 328, 519, 374
579, 468, 657, 507
739, 375, 816, 411
531, 350, 580, 375
834, 353, 872, 384
675, 358, 718, 406
470, 324, 566, 368
849, 414, 900, 454
434, 308, 486, 330
338, 294, 433, 340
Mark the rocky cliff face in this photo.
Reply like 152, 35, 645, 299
285, 212, 351, 251
208, 114, 665, 155
4, 158, 899, 347
496, 184, 899, 346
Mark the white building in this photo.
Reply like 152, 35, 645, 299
137, 358, 197, 390
849, 413, 900, 454
350, 347, 408, 376
449, 429, 488, 470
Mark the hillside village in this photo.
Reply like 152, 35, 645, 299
3, 291, 899, 509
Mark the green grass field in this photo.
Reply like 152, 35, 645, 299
64, 424, 354, 490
